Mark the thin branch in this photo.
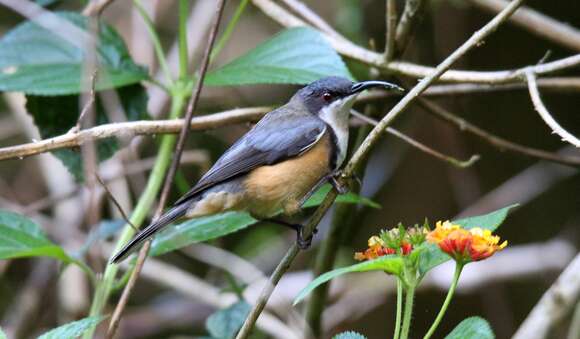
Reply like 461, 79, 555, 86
251, 0, 580, 84
82, 0, 116, 16
0, 107, 268, 161
106, 1, 227, 337
279, 0, 339, 38
512, 254, 580, 339
95, 174, 137, 231
350, 110, 480, 168
417, 99, 580, 167
384, 0, 397, 62
235, 0, 526, 337
395, 0, 426, 55
526, 71, 580, 147
468, 0, 580, 52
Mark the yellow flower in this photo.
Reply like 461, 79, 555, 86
427, 222, 507, 263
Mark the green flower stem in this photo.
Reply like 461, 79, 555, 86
82, 94, 187, 339
393, 278, 403, 339
400, 284, 416, 339
423, 262, 464, 339
133, 0, 173, 85
178, 0, 189, 80
209, 0, 250, 62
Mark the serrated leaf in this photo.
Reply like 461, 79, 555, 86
25, 84, 148, 181
205, 27, 352, 86
37, 316, 104, 339
0, 210, 73, 263
445, 317, 495, 339
206, 301, 251, 339
0, 327, 6, 339
294, 255, 403, 305
419, 204, 518, 275
333, 331, 367, 339
0, 11, 148, 95
150, 186, 376, 256
304, 184, 380, 209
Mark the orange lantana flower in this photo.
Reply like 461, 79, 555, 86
427, 221, 507, 263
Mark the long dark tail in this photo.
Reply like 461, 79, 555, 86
110, 203, 189, 264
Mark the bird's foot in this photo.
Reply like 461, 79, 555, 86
330, 171, 361, 194
297, 226, 317, 250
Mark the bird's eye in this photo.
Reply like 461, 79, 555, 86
322, 92, 333, 102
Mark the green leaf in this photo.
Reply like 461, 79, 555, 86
333, 331, 367, 339
205, 27, 352, 86
150, 212, 257, 257
37, 316, 104, 339
0, 210, 73, 263
445, 317, 495, 339
0, 11, 148, 95
25, 84, 148, 181
303, 184, 380, 209
206, 301, 251, 339
419, 204, 518, 275
294, 255, 403, 305
0, 327, 6, 339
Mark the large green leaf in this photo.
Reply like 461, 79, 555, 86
150, 187, 377, 256
0, 210, 73, 262
25, 84, 148, 181
205, 301, 251, 339
37, 316, 104, 339
205, 27, 352, 86
303, 184, 380, 209
293, 255, 403, 305
333, 331, 367, 339
445, 317, 495, 339
0, 11, 148, 95
419, 204, 518, 275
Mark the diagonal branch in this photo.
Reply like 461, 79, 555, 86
235, 0, 526, 337
526, 71, 580, 148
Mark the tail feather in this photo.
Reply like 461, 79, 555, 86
110, 203, 189, 264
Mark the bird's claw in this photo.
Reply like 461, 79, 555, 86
329, 172, 361, 194
296, 227, 317, 250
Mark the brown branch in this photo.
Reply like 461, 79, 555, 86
350, 110, 480, 168
235, 0, 526, 337
417, 99, 580, 167
251, 0, 580, 84
395, 0, 426, 55
384, 0, 397, 62
526, 71, 580, 147
82, 0, 117, 16
105, 1, 227, 337
512, 253, 580, 339
468, 0, 580, 52
0, 107, 268, 161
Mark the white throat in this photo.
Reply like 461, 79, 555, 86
318, 95, 357, 169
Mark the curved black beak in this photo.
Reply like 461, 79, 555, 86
350, 80, 404, 95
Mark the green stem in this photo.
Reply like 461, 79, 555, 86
209, 0, 250, 62
178, 0, 189, 80
71, 259, 97, 287
423, 262, 463, 339
393, 278, 403, 339
82, 94, 187, 339
400, 284, 416, 339
133, 0, 173, 85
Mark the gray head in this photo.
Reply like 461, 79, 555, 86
292, 76, 403, 116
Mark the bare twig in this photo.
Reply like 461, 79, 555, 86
251, 0, 580, 84
73, 69, 99, 133
279, 0, 339, 38
395, 0, 426, 55
417, 99, 580, 167
468, 0, 580, 52
95, 175, 137, 231
82, 0, 117, 16
351, 110, 480, 168
106, 1, 227, 337
236, 1, 526, 337
526, 71, 580, 147
513, 254, 580, 339
384, 0, 397, 62
0, 107, 268, 161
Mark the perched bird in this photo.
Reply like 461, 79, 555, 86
110, 76, 402, 263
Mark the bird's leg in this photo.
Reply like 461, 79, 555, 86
330, 170, 361, 194
262, 218, 317, 250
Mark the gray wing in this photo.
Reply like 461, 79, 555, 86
174, 106, 327, 205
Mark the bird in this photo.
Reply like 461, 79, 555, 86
110, 76, 403, 263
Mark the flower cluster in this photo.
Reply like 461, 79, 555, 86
427, 221, 507, 262
354, 223, 428, 261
